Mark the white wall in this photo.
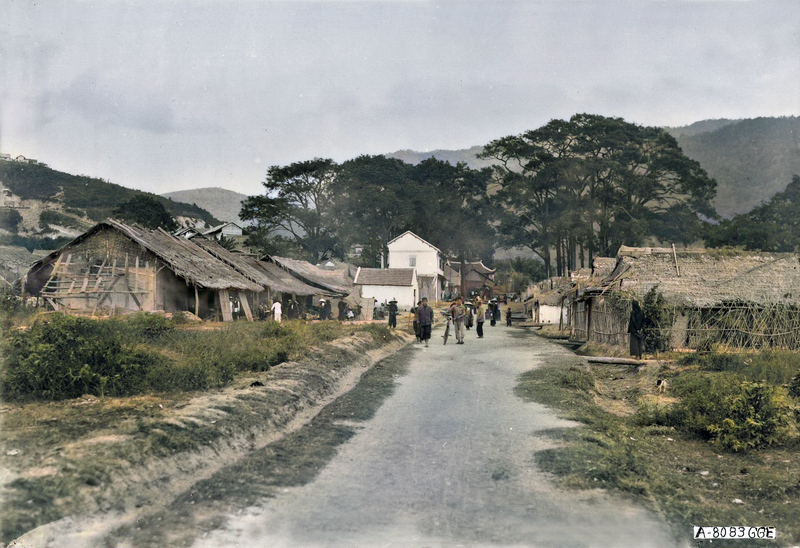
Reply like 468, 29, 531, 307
358, 285, 418, 310
221, 224, 243, 237
539, 304, 567, 324
387, 233, 442, 276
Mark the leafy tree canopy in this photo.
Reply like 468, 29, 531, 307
0, 209, 23, 233
481, 113, 718, 276
240, 158, 340, 262
704, 175, 799, 252
112, 195, 179, 231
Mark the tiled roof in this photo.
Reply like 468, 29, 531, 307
355, 268, 415, 286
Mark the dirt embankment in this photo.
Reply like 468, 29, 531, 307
1, 330, 412, 547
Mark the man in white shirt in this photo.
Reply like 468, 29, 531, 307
271, 300, 282, 323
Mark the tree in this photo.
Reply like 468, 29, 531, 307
112, 195, 178, 231
409, 158, 497, 296
240, 158, 341, 261
0, 209, 23, 233
482, 114, 718, 277
333, 155, 418, 266
704, 175, 799, 252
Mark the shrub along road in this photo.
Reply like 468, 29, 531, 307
184, 325, 681, 548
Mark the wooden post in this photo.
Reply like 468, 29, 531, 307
672, 243, 681, 277
194, 285, 200, 318
219, 289, 233, 322
239, 291, 253, 321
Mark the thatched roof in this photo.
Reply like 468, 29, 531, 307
594, 246, 800, 307
28, 219, 262, 292
354, 267, 415, 286
592, 257, 616, 278
269, 256, 352, 294
0, 245, 33, 284
191, 237, 324, 296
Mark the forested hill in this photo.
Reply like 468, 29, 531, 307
387, 146, 496, 170
388, 116, 800, 219
162, 187, 249, 224
668, 116, 800, 217
0, 161, 218, 225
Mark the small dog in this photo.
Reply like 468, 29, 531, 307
656, 378, 668, 394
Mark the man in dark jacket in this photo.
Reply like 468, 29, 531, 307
628, 299, 645, 360
417, 297, 434, 347
388, 299, 398, 329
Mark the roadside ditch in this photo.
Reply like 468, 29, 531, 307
1, 330, 412, 547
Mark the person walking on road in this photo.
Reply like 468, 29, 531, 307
416, 297, 434, 347
492, 299, 502, 326
388, 299, 398, 329
506, 306, 512, 327
271, 299, 282, 323
449, 296, 467, 344
474, 298, 485, 339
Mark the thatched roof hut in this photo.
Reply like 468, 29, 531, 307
596, 246, 800, 307
26, 219, 262, 320
573, 246, 800, 350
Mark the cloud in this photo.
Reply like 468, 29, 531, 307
37, 72, 221, 135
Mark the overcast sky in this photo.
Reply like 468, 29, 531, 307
2, 0, 798, 196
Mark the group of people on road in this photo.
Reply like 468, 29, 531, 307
407, 295, 514, 346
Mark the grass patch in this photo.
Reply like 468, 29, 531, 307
516, 350, 800, 547
1, 314, 395, 401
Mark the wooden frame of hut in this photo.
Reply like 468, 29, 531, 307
25, 219, 262, 321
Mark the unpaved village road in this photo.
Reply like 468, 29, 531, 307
191, 326, 683, 548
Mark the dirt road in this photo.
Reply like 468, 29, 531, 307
188, 326, 683, 548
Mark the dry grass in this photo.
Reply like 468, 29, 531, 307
516, 349, 800, 547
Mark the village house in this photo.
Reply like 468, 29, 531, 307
25, 219, 263, 321
444, 260, 496, 300
570, 246, 800, 351
353, 267, 418, 310
386, 231, 444, 302
203, 222, 244, 240
191, 237, 325, 317
522, 257, 614, 326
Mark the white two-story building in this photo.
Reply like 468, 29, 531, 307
386, 231, 444, 302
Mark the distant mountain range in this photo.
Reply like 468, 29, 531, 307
162, 187, 250, 226
666, 116, 799, 217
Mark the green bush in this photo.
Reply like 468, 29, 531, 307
1, 314, 163, 400
705, 382, 794, 451
120, 312, 175, 341
680, 349, 800, 385
0, 209, 23, 233
669, 372, 794, 451
642, 287, 671, 353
